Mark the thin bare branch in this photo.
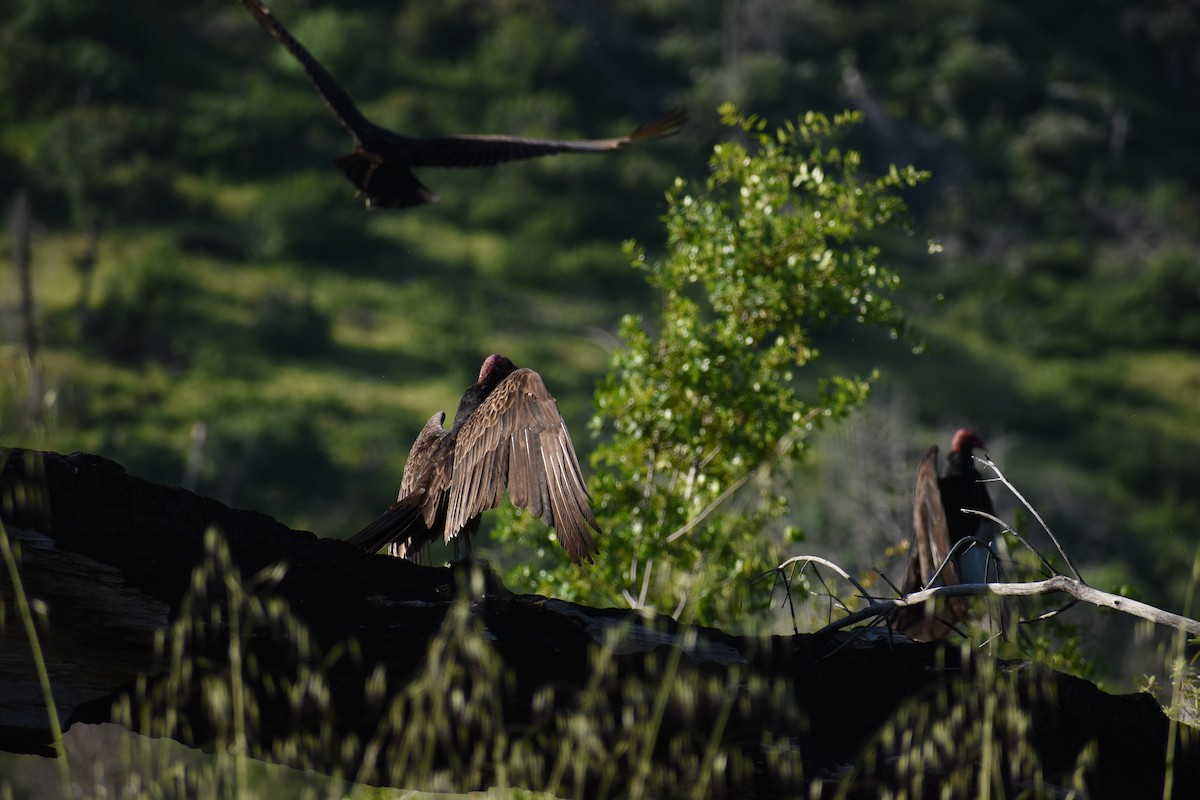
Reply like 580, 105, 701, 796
925, 535, 1005, 588
773, 554, 876, 604
963, 508, 1060, 577
1027, 598, 1080, 623
665, 409, 822, 544
974, 454, 1083, 581
665, 471, 753, 543
814, 576, 1200, 637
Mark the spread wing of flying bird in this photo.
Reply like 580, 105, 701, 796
237, 0, 687, 208
349, 355, 600, 564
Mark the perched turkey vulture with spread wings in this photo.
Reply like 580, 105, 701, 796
891, 429, 994, 640
349, 355, 600, 564
237, 0, 687, 208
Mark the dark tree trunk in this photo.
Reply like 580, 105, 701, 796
73, 218, 99, 336
0, 447, 1196, 798
8, 192, 42, 423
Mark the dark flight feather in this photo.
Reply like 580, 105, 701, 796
238, 0, 686, 208
891, 430, 992, 640
349, 356, 600, 564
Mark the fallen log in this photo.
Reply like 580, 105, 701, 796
1, 447, 1196, 798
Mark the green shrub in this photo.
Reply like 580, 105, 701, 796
498, 107, 926, 624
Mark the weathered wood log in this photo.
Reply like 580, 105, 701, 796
1, 447, 1197, 798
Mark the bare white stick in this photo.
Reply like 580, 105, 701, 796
813, 576, 1200, 637
963, 508, 1058, 577
975, 454, 1083, 580
775, 554, 876, 604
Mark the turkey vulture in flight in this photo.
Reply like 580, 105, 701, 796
349, 355, 600, 564
237, 0, 687, 208
891, 429, 994, 640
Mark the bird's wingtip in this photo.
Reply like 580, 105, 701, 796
630, 107, 689, 141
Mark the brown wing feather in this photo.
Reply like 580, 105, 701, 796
404, 108, 689, 169
400, 412, 447, 499
237, 0, 372, 138
912, 446, 958, 588
447, 369, 599, 562
347, 412, 448, 557
892, 445, 967, 639
238, 2, 684, 209
346, 496, 427, 555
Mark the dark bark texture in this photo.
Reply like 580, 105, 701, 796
1, 447, 1196, 798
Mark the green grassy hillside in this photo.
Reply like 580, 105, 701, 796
2, 0, 1199, 653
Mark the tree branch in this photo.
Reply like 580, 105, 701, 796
975, 454, 1083, 580
4, 447, 1199, 798
810, 575, 1200, 637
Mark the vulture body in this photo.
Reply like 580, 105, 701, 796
349, 355, 600, 564
237, 0, 687, 208
937, 429, 995, 551
892, 429, 993, 640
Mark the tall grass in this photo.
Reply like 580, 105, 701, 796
0, 519, 74, 800
1160, 550, 1200, 800
3, 524, 1197, 798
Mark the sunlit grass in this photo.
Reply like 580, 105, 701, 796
8, 210, 623, 514
2, 518, 1197, 798
0, 528, 782, 798
0, 520, 74, 799
925, 323, 1200, 455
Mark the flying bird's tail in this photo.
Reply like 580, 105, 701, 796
334, 152, 439, 209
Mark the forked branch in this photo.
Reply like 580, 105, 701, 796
805, 573, 1200, 637
973, 453, 1083, 580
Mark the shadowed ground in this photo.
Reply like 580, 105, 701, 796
1, 447, 1196, 798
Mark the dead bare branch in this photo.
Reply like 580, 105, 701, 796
813, 576, 1200, 637
963, 508, 1059, 577
974, 454, 1083, 580
773, 554, 877, 604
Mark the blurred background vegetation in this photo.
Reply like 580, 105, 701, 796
2, 0, 1199, 683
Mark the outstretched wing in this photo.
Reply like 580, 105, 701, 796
445, 369, 599, 563
404, 108, 689, 168
912, 446, 958, 589
348, 412, 449, 557
238, 0, 373, 138
334, 108, 685, 206
892, 446, 967, 640
400, 412, 447, 499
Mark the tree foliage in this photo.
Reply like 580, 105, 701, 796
500, 107, 927, 624
2, 0, 1200, 615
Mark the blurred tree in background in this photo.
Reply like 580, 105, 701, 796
0, 0, 1198, 672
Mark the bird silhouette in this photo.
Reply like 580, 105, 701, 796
349, 355, 600, 563
237, 0, 687, 208
891, 429, 994, 640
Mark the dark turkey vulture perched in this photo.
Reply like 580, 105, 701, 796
349, 355, 600, 564
935, 429, 994, 551
891, 429, 994, 640
237, 0, 687, 208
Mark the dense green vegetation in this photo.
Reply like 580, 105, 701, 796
2, 0, 1199, 672
500, 107, 926, 623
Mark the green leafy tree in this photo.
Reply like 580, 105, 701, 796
499, 106, 927, 625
